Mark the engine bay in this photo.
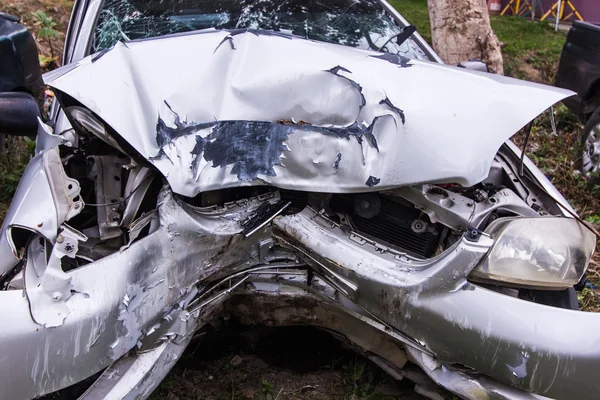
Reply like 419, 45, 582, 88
0, 124, 563, 293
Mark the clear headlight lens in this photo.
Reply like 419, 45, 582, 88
470, 217, 596, 289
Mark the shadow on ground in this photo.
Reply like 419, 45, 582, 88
151, 325, 426, 400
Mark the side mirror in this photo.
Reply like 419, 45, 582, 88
0, 92, 41, 137
458, 60, 489, 73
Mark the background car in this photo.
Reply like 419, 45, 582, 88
0, 12, 43, 137
555, 21, 600, 191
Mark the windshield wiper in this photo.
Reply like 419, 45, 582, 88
377, 25, 417, 52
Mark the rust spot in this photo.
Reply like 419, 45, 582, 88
276, 119, 309, 126
37, 222, 43, 228
324, 257, 346, 270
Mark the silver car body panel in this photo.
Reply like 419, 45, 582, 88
1, 1, 596, 399
49, 0, 575, 220
44, 31, 571, 197
274, 209, 600, 399
0, 186, 273, 399
2, 187, 598, 399
0, 146, 84, 277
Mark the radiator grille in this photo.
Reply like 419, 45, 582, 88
331, 195, 440, 258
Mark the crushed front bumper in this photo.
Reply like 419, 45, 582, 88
1, 192, 599, 400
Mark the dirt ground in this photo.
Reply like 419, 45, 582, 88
3, 0, 72, 68
150, 326, 427, 400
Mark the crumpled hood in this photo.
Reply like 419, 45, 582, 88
44, 29, 572, 197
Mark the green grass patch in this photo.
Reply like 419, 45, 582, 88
492, 16, 567, 82
0, 138, 35, 225
388, 0, 432, 43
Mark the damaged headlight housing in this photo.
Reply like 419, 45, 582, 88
470, 217, 596, 289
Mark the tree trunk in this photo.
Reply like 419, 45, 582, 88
427, 0, 504, 75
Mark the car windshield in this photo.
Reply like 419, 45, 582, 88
92, 0, 431, 60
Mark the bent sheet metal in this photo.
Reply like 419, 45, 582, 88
45, 30, 571, 196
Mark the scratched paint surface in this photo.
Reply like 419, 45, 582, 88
46, 30, 570, 197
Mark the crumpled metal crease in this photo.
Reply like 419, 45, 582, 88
0, 185, 270, 399
44, 29, 572, 197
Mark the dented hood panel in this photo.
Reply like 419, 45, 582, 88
45, 30, 572, 197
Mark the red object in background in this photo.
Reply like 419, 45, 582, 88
488, 0, 503, 15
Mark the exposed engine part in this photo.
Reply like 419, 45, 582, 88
87, 155, 128, 240
472, 188, 489, 203
411, 219, 428, 234
242, 200, 290, 237
121, 167, 155, 228
353, 193, 381, 218
329, 193, 444, 258
65, 106, 127, 154
392, 184, 539, 232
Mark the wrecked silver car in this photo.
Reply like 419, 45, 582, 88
0, 0, 598, 399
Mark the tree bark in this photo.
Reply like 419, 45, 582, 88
427, 0, 504, 75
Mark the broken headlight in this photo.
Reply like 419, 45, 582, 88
470, 218, 596, 289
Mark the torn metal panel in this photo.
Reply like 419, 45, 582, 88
25, 225, 88, 327
80, 278, 412, 400
0, 187, 274, 399
34, 117, 74, 154
405, 347, 551, 400
0, 147, 83, 278
45, 31, 572, 197
272, 208, 600, 399
1, 183, 597, 399
123, 210, 159, 250
121, 167, 155, 228
79, 334, 194, 400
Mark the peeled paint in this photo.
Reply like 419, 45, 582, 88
45, 29, 572, 197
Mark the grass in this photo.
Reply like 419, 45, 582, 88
0, 138, 35, 223
389, 0, 433, 43
492, 16, 567, 81
391, 0, 568, 82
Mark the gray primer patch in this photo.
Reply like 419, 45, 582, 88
370, 53, 412, 68
379, 97, 405, 125
197, 120, 291, 181
333, 152, 342, 170
506, 352, 530, 380
326, 65, 366, 108
156, 101, 216, 148
214, 35, 236, 53
110, 284, 146, 360
155, 104, 387, 182
366, 176, 381, 187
